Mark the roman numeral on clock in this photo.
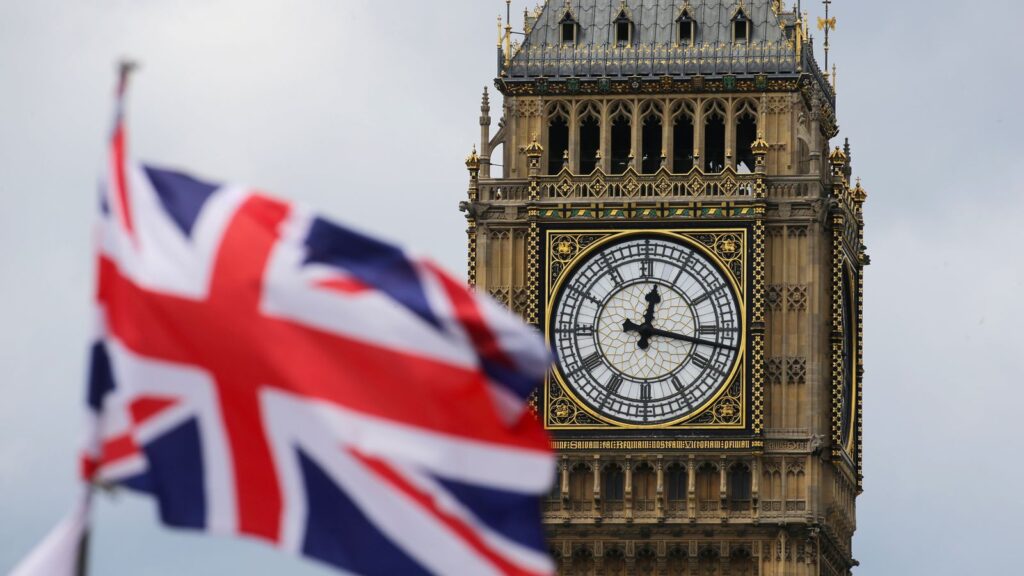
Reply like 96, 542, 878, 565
692, 353, 710, 370
601, 254, 625, 284
640, 240, 653, 278
570, 286, 602, 306
640, 382, 652, 402
671, 376, 698, 406
606, 375, 623, 395
582, 353, 604, 372
691, 284, 726, 306
556, 325, 594, 336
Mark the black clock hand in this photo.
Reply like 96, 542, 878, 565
622, 318, 654, 350
646, 327, 738, 351
622, 286, 662, 350
642, 285, 660, 325
623, 320, 738, 352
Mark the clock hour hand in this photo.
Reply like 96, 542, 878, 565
622, 319, 653, 350
646, 327, 738, 351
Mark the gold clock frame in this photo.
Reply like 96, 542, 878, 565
542, 227, 751, 431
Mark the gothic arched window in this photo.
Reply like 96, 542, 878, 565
571, 547, 595, 576
602, 463, 625, 511
672, 102, 695, 173
603, 465, 625, 500
560, 11, 579, 45
666, 463, 687, 509
614, 10, 633, 46
568, 463, 593, 511
640, 101, 664, 174
731, 548, 754, 576
677, 10, 696, 46
609, 102, 633, 174
633, 463, 656, 513
733, 9, 750, 43
667, 547, 688, 576
698, 546, 720, 575
547, 103, 570, 175
696, 463, 719, 512
735, 101, 758, 173
636, 546, 657, 576
703, 102, 726, 173
578, 103, 601, 174
728, 463, 752, 512
604, 547, 626, 576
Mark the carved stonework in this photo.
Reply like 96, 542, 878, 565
473, 11, 866, 568
786, 357, 807, 385
786, 285, 808, 311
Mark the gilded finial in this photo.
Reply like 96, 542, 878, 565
523, 134, 544, 159
852, 178, 867, 203
750, 133, 770, 155
829, 146, 847, 165
466, 145, 481, 171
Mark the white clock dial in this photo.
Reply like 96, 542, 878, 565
551, 236, 741, 425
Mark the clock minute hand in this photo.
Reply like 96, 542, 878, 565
646, 327, 738, 351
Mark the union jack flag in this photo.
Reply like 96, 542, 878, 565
69, 71, 556, 575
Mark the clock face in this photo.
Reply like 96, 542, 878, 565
550, 236, 742, 425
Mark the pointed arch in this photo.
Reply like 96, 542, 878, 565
577, 101, 602, 174
568, 461, 594, 511
602, 462, 625, 512
731, 547, 754, 576
608, 101, 634, 174
604, 547, 626, 576
670, 100, 696, 173
696, 461, 720, 513
667, 546, 688, 576
546, 102, 570, 175
570, 546, 595, 576
632, 462, 657, 513
727, 462, 752, 512
732, 6, 751, 43
559, 6, 579, 45
698, 545, 720, 575
703, 100, 727, 173
666, 461, 688, 510
734, 99, 759, 173
639, 100, 665, 174
636, 546, 657, 576
614, 5, 634, 47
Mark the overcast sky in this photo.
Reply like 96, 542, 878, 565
1, 1, 1022, 574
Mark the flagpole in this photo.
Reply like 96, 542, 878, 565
71, 59, 140, 576
74, 490, 91, 576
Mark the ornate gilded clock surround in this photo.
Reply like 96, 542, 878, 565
542, 227, 759, 432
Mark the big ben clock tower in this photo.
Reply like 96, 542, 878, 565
461, 1, 867, 574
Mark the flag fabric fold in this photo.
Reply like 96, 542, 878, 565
8, 490, 91, 576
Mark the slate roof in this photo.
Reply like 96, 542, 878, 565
505, 1, 806, 80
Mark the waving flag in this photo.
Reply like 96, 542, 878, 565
14, 67, 554, 576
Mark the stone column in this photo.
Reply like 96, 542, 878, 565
625, 455, 634, 522
479, 88, 492, 179
569, 101, 579, 174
